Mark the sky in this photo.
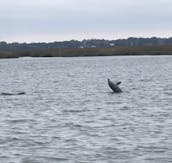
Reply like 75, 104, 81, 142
0, 0, 172, 43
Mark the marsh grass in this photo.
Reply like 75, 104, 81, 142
0, 45, 172, 58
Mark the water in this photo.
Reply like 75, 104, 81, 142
0, 56, 172, 163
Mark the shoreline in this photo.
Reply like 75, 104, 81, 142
0, 45, 172, 59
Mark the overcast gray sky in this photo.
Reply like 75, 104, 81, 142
0, 0, 172, 42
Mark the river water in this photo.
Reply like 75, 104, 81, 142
0, 56, 172, 163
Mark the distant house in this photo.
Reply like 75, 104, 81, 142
109, 43, 115, 46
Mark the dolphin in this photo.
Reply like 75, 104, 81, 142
108, 79, 122, 93
1, 92, 25, 96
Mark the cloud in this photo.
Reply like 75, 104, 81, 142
0, 0, 172, 42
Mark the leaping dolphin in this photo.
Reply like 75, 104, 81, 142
108, 79, 122, 93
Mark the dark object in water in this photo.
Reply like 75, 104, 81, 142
108, 79, 122, 93
1, 92, 26, 96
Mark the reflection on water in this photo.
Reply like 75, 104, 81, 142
0, 56, 172, 163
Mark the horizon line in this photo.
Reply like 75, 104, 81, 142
1, 36, 172, 44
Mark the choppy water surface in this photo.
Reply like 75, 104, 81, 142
0, 56, 172, 163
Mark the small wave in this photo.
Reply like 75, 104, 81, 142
63, 109, 90, 113
22, 156, 68, 163
7, 119, 33, 124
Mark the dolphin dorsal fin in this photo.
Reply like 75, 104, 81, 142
116, 81, 121, 85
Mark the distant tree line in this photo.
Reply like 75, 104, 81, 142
0, 45, 172, 58
1, 37, 172, 51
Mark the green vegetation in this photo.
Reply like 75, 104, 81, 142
0, 45, 172, 58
